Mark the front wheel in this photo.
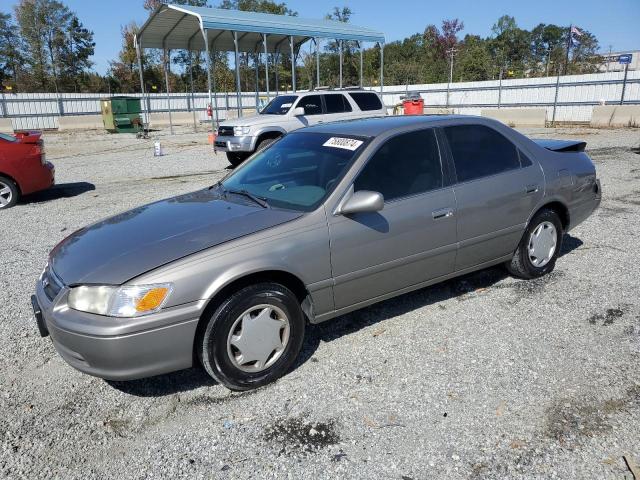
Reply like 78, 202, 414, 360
226, 152, 251, 167
507, 208, 563, 279
0, 176, 19, 209
197, 283, 305, 391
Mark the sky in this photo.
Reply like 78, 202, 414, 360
2, 0, 638, 74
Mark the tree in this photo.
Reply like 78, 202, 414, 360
14, 0, 95, 92
0, 11, 23, 86
60, 15, 95, 91
108, 22, 163, 93
488, 15, 531, 77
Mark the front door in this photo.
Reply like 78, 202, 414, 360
292, 94, 324, 128
328, 128, 458, 310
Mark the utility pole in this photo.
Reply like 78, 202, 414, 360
445, 47, 457, 108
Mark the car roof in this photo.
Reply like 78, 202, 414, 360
285, 89, 376, 97
295, 114, 484, 137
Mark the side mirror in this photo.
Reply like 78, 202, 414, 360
293, 106, 305, 116
339, 190, 384, 215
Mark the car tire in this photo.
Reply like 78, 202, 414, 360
256, 136, 279, 152
507, 208, 563, 279
197, 282, 305, 391
226, 152, 250, 167
0, 176, 19, 210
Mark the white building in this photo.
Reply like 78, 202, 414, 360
599, 51, 638, 72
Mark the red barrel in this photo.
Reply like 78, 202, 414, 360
403, 97, 424, 115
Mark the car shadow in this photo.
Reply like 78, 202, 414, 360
294, 232, 584, 371
21, 182, 95, 204
106, 233, 584, 397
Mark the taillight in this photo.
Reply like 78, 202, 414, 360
37, 139, 45, 165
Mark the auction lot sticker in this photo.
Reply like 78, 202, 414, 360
323, 137, 364, 151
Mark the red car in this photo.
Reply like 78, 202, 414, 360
0, 131, 54, 209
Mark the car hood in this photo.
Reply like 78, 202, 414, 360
220, 114, 286, 128
49, 188, 303, 285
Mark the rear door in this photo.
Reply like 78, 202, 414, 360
322, 94, 353, 123
441, 124, 544, 271
347, 92, 386, 118
328, 128, 457, 309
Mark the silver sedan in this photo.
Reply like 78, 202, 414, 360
33, 115, 601, 390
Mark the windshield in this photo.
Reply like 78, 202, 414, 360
221, 132, 369, 212
0, 133, 16, 142
260, 95, 298, 115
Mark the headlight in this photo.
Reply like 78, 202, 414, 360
68, 283, 173, 318
233, 126, 251, 136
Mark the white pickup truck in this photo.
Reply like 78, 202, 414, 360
214, 88, 386, 166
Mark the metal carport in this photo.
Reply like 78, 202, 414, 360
135, 3, 385, 137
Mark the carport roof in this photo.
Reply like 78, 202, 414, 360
137, 4, 385, 53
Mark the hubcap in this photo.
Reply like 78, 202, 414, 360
528, 221, 557, 268
226, 304, 290, 373
0, 181, 12, 208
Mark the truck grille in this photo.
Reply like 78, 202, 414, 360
217, 126, 234, 136
43, 266, 64, 301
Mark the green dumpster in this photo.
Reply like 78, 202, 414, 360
101, 96, 143, 133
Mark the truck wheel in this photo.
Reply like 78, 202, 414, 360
256, 137, 279, 152
197, 282, 305, 391
226, 152, 250, 167
507, 208, 563, 279
0, 176, 19, 209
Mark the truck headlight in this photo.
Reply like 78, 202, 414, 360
68, 283, 173, 317
233, 126, 251, 136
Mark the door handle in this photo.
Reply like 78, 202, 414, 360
432, 208, 454, 220
525, 184, 539, 194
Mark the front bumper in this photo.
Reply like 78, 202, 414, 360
214, 134, 255, 153
33, 275, 201, 381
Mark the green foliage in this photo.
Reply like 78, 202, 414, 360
12, 0, 95, 92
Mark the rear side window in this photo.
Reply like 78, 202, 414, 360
354, 129, 443, 201
297, 95, 323, 115
443, 125, 520, 182
348, 92, 383, 111
324, 94, 352, 114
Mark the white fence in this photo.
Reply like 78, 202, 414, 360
1, 70, 638, 131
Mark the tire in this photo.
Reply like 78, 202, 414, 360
0, 176, 19, 210
256, 136, 278, 152
226, 152, 250, 167
507, 208, 563, 279
197, 282, 305, 391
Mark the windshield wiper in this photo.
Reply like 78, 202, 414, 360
224, 188, 269, 208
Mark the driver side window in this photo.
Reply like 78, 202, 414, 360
354, 129, 443, 201
297, 95, 323, 115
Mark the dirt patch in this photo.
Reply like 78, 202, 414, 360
545, 385, 640, 449
588, 307, 625, 326
264, 417, 339, 455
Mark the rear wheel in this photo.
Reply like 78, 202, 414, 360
197, 282, 305, 391
0, 176, 19, 209
507, 208, 563, 279
226, 152, 250, 167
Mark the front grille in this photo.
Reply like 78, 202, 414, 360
43, 266, 64, 301
217, 126, 234, 136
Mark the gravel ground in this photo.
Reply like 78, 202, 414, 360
0, 125, 639, 479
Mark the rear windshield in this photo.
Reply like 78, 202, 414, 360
260, 95, 298, 115
348, 92, 383, 111
222, 132, 369, 212
0, 133, 16, 142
